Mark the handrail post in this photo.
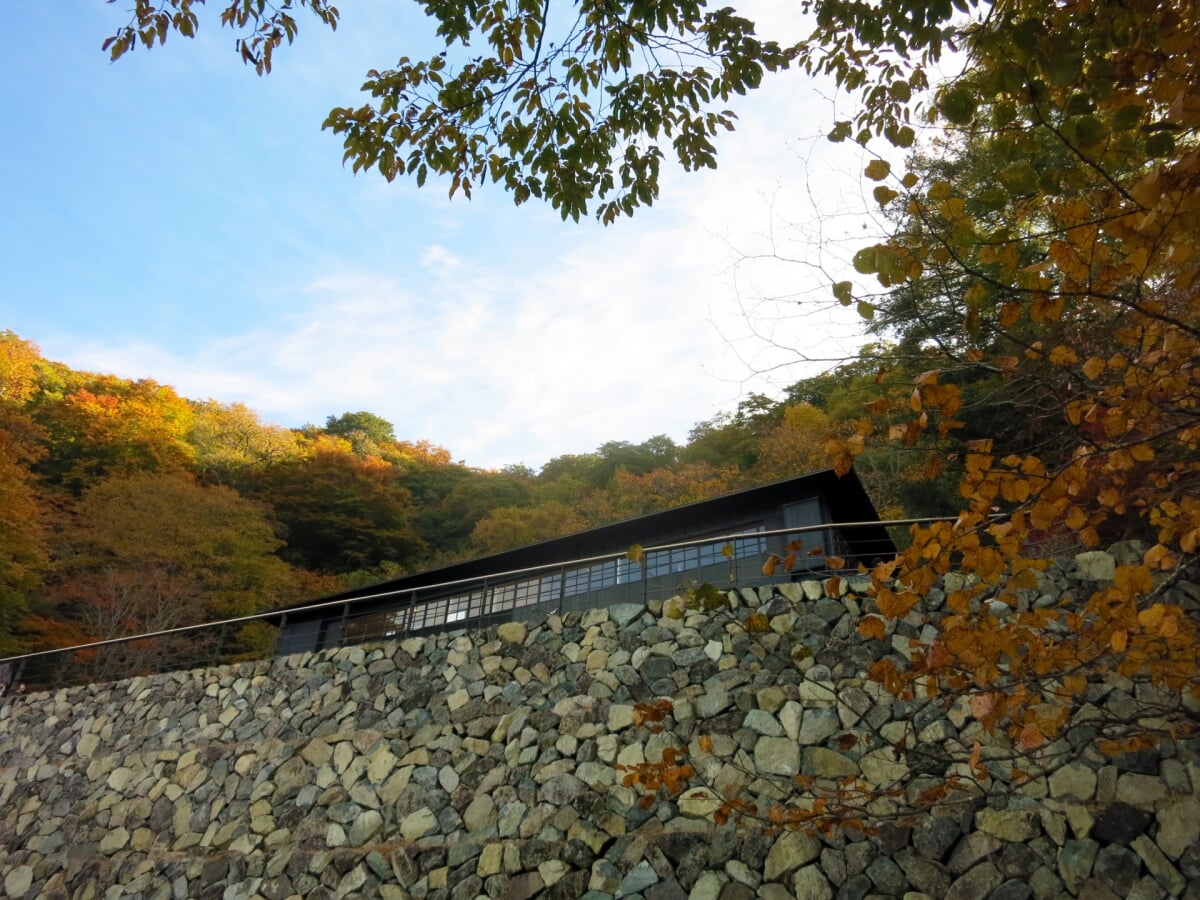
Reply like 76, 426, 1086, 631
337, 600, 351, 648
210, 624, 227, 668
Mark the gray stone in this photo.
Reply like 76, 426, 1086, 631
1076, 878, 1122, 900
914, 815, 962, 862
802, 747, 858, 778
947, 832, 1003, 875
865, 857, 907, 894
989, 879, 1033, 900
1130, 834, 1186, 897
975, 809, 1040, 843
742, 709, 783, 737
538, 774, 589, 805
1093, 844, 1141, 897
945, 862, 1003, 900
1156, 796, 1200, 859
1048, 763, 1097, 802
1058, 839, 1099, 894
790, 864, 833, 900
796, 708, 840, 745
896, 851, 951, 896
619, 860, 660, 896
753, 736, 800, 776
3, 866, 33, 899
349, 810, 384, 846
764, 831, 820, 880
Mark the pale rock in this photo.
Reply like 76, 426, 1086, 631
1048, 762, 1097, 802
1115, 773, 1168, 807
743, 709, 784, 737
400, 807, 438, 840
679, 787, 723, 818
477, 843, 504, 877
779, 701, 804, 741
1155, 796, 1200, 859
688, 872, 727, 900
607, 704, 635, 731
792, 864, 834, 900
859, 748, 909, 785
99, 826, 130, 854
754, 736, 800, 776
1075, 551, 1116, 581
496, 621, 527, 644
765, 831, 821, 880
800, 580, 824, 601
975, 808, 1040, 842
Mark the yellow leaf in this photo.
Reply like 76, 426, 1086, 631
1137, 604, 1165, 630
1048, 345, 1079, 365
1111, 629, 1128, 652
865, 159, 891, 181
1130, 444, 1155, 462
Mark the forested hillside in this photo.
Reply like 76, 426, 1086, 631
0, 328, 954, 657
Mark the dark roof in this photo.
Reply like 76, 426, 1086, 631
275, 468, 890, 619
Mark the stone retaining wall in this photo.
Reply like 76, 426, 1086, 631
1, 550, 1198, 899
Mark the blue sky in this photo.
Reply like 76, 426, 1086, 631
1, 2, 878, 469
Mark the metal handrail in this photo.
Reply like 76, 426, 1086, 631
0, 516, 944, 686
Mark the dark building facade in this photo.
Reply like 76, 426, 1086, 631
275, 469, 895, 656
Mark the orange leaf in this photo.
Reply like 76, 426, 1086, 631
858, 615, 888, 641
968, 692, 996, 722
1018, 722, 1044, 750
968, 741, 984, 776
698, 735, 714, 753
1111, 629, 1128, 652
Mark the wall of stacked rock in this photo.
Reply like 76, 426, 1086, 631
1, 545, 1198, 900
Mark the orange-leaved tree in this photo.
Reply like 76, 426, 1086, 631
616, 0, 1199, 832
816, 0, 1200, 771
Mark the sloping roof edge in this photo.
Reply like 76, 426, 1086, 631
274, 468, 886, 616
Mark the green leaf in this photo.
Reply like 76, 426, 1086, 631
937, 86, 977, 125
999, 161, 1039, 195
852, 247, 878, 274
886, 125, 915, 148
827, 121, 852, 143
856, 300, 875, 320
1145, 131, 1175, 157
833, 280, 854, 306
1113, 104, 1145, 132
